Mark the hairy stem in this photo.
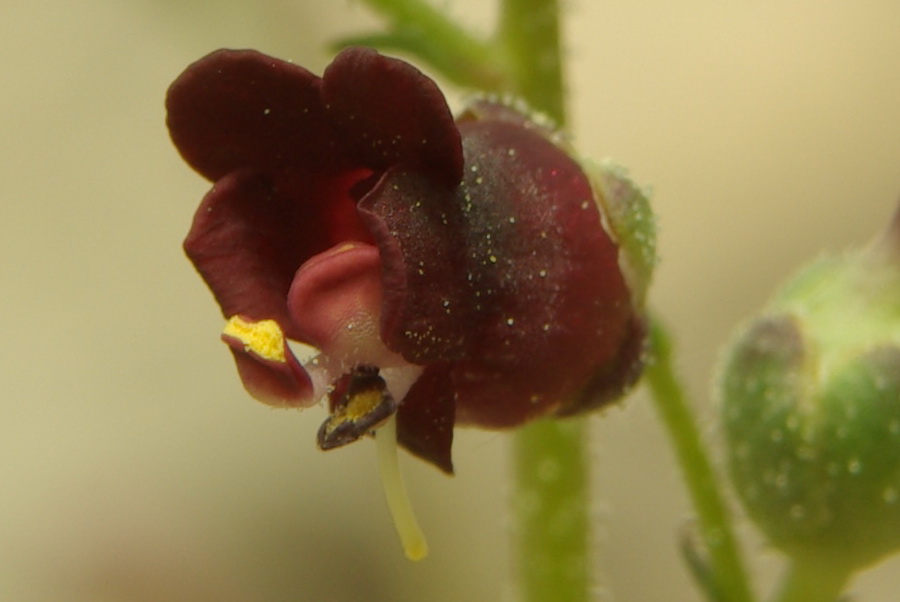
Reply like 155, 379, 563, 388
513, 419, 591, 602
496, 0, 565, 122
645, 319, 754, 602
773, 556, 851, 602
504, 1, 588, 600
351, 0, 502, 90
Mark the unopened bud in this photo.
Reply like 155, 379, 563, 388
719, 205, 900, 570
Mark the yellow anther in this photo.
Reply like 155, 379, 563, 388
222, 316, 286, 362
343, 389, 385, 422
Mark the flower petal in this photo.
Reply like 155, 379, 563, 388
166, 49, 337, 181
184, 168, 373, 338
321, 47, 463, 189
358, 167, 472, 363
360, 104, 640, 428
184, 169, 298, 330
558, 315, 647, 416
447, 107, 635, 426
396, 364, 456, 474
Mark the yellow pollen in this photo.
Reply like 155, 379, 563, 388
342, 389, 384, 422
222, 316, 286, 362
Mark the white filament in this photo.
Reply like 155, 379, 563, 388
376, 415, 428, 561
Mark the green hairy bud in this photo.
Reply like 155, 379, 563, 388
719, 207, 900, 571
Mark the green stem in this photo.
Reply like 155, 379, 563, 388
513, 419, 590, 602
496, 0, 565, 122
645, 319, 755, 602
356, 0, 477, 44
351, 0, 503, 90
505, 2, 587, 601
773, 556, 852, 602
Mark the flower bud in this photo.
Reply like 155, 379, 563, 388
719, 206, 900, 570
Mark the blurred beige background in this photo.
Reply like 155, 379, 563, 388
2, 0, 899, 600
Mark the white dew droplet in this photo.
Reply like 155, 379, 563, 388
785, 414, 799, 432
774, 472, 789, 489
848, 458, 862, 475
884, 486, 899, 504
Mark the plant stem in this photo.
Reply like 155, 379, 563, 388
351, 0, 503, 91
496, 0, 565, 122
504, 1, 588, 601
773, 556, 852, 602
513, 418, 591, 602
357, 0, 477, 44
645, 319, 754, 602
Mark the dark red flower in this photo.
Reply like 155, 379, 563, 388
167, 47, 647, 474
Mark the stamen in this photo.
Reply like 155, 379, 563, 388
222, 316, 286, 362
317, 365, 397, 450
376, 414, 428, 561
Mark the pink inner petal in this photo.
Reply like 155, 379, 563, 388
287, 242, 407, 372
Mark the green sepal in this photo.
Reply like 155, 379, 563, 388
584, 159, 657, 306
